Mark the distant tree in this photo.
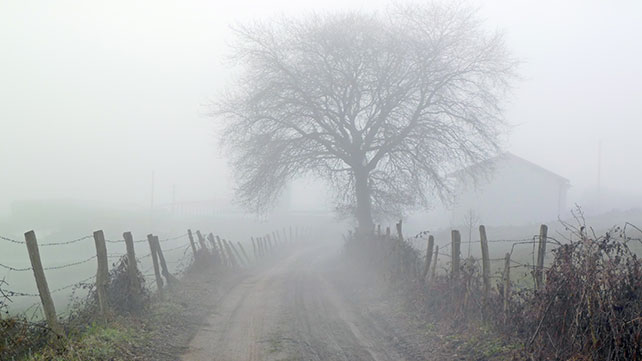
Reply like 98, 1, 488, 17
216, 2, 516, 232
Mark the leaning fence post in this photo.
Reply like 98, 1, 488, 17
251, 237, 257, 259
195, 230, 208, 252
154, 236, 178, 285
255, 237, 263, 257
229, 241, 245, 267
216, 236, 228, 266
503, 252, 511, 324
237, 241, 251, 265
93, 230, 110, 317
430, 245, 439, 281
223, 239, 239, 268
123, 232, 142, 303
24, 230, 63, 335
187, 229, 198, 259
479, 225, 491, 302
260, 237, 267, 256
264, 234, 271, 252
451, 230, 461, 281
535, 224, 548, 290
147, 234, 164, 299
207, 233, 221, 263
422, 235, 434, 281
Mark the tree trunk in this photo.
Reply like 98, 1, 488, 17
354, 169, 374, 234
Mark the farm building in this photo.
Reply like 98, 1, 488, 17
450, 153, 570, 226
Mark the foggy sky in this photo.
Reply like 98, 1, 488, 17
1, 0, 641, 216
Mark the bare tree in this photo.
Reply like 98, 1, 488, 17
216, 2, 516, 232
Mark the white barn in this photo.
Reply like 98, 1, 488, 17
450, 153, 570, 226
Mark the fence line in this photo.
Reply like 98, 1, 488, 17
1, 224, 307, 331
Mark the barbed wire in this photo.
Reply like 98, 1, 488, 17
3, 274, 97, 299
162, 243, 191, 253
2, 233, 187, 247
160, 233, 188, 242
0, 235, 24, 245
50, 275, 96, 293
40, 235, 94, 247
0, 254, 99, 273
105, 233, 187, 245
106, 238, 147, 244
43, 255, 97, 270
0, 262, 32, 272
0, 234, 96, 247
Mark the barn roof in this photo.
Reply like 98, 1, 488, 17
451, 152, 571, 187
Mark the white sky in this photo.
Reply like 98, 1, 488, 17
1, 0, 641, 214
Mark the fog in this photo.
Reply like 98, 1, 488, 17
3, 2, 642, 360
1, 0, 640, 226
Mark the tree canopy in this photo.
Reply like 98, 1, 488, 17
216, 2, 516, 231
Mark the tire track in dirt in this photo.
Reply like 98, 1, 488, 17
181, 242, 430, 361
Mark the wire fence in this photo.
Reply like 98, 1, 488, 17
0, 231, 192, 308
404, 227, 568, 289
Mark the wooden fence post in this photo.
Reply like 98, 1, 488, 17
422, 235, 434, 281
503, 252, 511, 324
93, 230, 110, 317
451, 230, 461, 281
147, 234, 164, 299
396, 220, 403, 241
479, 225, 491, 302
123, 231, 142, 302
24, 231, 63, 335
431, 245, 439, 281
216, 236, 228, 266
229, 241, 245, 267
251, 237, 257, 259
196, 231, 208, 252
535, 224, 548, 290
187, 229, 198, 259
237, 241, 251, 265
154, 236, 178, 285
223, 239, 239, 268
255, 237, 262, 257
207, 233, 221, 263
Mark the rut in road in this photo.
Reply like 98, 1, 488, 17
181, 242, 429, 361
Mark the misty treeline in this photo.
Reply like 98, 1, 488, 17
215, 2, 516, 232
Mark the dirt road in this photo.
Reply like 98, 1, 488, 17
181, 242, 429, 361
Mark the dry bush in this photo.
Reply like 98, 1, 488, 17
527, 224, 642, 360
67, 256, 150, 327
345, 215, 642, 360
1, 280, 54, 360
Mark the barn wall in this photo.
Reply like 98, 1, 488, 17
451, 157, 567, 226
